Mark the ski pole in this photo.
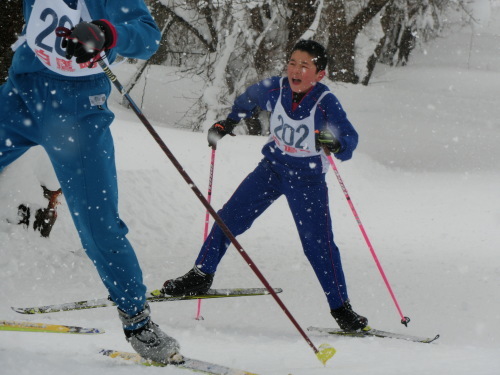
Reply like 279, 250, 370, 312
326, 153, 410, 327
98, 60, 335, 365
195, 146, 217, 320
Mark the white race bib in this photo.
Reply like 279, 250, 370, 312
25, 0, 106, 77
268, 78, 329, 158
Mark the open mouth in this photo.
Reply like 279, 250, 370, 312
291, 78, 302, 85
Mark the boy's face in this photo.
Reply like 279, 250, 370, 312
287, 50, 325, 93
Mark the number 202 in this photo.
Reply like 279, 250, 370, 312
274, 115, 310, 149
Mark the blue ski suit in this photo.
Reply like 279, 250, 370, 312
196, 77, 359, 310
0, 0, 160, 323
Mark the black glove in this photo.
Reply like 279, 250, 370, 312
60, 20, 115, 64
207, 119, 238, 148
315, 129, 341, 154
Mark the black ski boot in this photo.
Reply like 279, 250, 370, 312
331, 300, 368, 331
17, 204, 31, 228
161, 266, 214, 296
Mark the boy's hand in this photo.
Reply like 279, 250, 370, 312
315, 130, 341, 154
207, 119, 237, 148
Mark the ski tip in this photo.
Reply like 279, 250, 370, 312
316, 343, 336, 365
424, 334, 440, 343
11, 306, 35, 314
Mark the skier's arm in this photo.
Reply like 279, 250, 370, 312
104, 0, 161, 60
207, 77, 280, 148
226, 77, 281, 123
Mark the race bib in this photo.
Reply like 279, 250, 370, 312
269, 82, 330, 158
269, 112, 316, 156
25, 0, 106, 77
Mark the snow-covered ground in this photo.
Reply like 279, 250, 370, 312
1, 4, 499, 375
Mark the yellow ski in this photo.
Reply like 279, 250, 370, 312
0, 320, 104, 334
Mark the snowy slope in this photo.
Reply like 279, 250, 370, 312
1, 4, 499, 375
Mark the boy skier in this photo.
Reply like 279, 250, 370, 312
0, 0, 180, 362
162, 40, 368, 331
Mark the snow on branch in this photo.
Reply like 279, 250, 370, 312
300, 0, 324, 41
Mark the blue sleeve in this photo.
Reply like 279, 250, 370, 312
318, 94, 358, 161
103, 1, 161, 60
226, 77, 281, 122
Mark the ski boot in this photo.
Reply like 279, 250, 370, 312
33, 186, 62, 238
331, 300, 368, 331
162, 266, 214, 296
120, 304, 182, 364
17, 204, 31, 228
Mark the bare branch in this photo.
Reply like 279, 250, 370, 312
160, 3, 216, 52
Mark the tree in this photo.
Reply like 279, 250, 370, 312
379, 0, 458, 68
0, 0, 23, 81
326, 0, 390, 84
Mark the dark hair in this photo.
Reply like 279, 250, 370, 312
291, 40, 328, 72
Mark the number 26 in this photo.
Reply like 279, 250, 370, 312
34, 8, 75, 57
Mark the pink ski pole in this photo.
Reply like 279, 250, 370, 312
195, 146, 217, 320
326, 154, 410, 326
